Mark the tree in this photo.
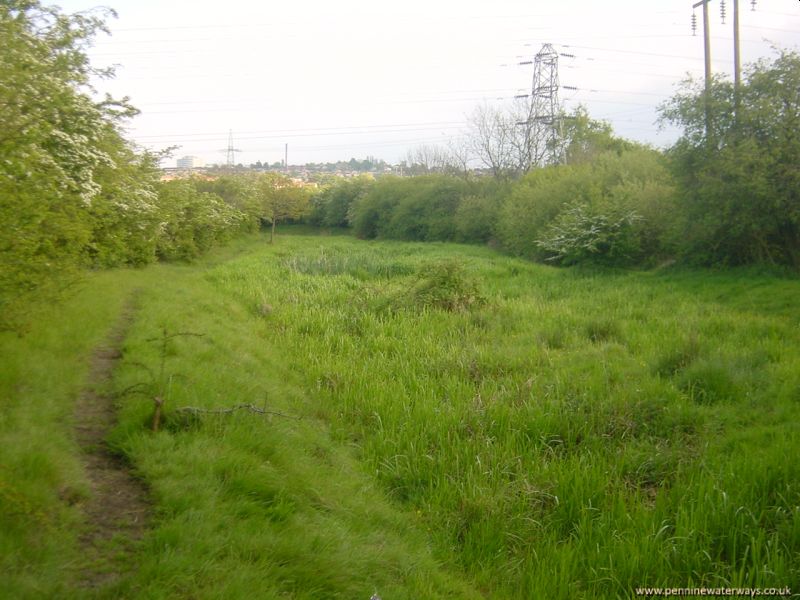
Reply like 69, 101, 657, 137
0, 0, 139, 329
193, 174, 261, 230
255, 173, 310, 242
85, 133, 162, 267
405, 145, 450, 175
465, 98, 551, 179
465, 103, 516, 178
446, 138, 472, 179
560, 106, 637, 165
660, 49, 800, 268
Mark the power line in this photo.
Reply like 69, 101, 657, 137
557, 43, 735, 63
131, 121, 468, 140
132, 125, 466, 145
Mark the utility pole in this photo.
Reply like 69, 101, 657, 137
691, 0, 754, 127
284, 143, 288, 174
733, 0, 741, 114
693, 0, 712, 136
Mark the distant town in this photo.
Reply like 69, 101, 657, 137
164, 155, 488, 183
166, 155, 393, 181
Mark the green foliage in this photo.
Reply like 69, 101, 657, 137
560, 105, 639, 165
254, 173, 311, 241
349, 176, 407, 239
0, 1, 119, 329
85, 137, 163, 267
661, 49, 800, 268
390, 260, 485, 313
193, 175, 261, 231
155, 180, 246, 261
495, 165, 581, 258
0, 2, 258, 331
453, 194, 502, 243
349, 175, 488, 242
308, 175, 374, 228
497, 149, 676, 263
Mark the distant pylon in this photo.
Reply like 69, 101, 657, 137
222, 129, 241, 167
528, 43, 563, 166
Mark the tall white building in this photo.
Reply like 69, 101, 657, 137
176, 155, 204, 169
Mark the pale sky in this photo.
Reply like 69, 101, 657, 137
55, 0, 799, 166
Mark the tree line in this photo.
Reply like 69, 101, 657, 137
2, 0, 798, 330
312, 50, 800, 271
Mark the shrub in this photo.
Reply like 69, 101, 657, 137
155, 181, 245, 261
308, 175, 374, 228
497, 148, 677, 265
535, 202, 643, 265
398, 260, 485, 312
454, 195, 502, 243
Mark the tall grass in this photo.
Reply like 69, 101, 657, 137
2, 233, 798, 598
213, 236, 799, 597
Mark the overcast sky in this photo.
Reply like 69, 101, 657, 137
56, 0, 799, 166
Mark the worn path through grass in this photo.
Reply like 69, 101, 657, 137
73, 294, 151, 589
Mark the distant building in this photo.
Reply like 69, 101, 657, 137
176, 155, 205, 169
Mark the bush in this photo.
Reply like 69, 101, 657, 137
395, 260, 485, 313
535, 202, 642, 265
308, 175, 374, 228
349, 175, 473, 242
155, 181, 246, 261
454, 194, 502, 243
496, 149, 677, 264
349, 177, 406, 239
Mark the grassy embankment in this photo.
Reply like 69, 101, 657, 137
2, 232, 798, 598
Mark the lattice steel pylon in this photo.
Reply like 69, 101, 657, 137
527, 43, 564, 167
222, 129, 241, 168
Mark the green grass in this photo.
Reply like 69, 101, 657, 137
2, 232, 799, 598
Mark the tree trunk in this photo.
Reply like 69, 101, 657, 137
270, 218, 276, 244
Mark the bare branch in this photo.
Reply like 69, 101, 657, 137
175, 403, 300, 420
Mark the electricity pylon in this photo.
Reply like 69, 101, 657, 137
220, 130, 241, 168
528, 43, 563, 166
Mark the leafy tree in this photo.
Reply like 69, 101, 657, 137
660, 49, 800, 268
155, 181, 245, 261
193, 174, 261, 230
0, 0, 136, 329
85, 133, 164, 267
383, 177, 466, 241
255, 173, 311, 242
349, 176, 481, 242
561, 106, 638, 165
